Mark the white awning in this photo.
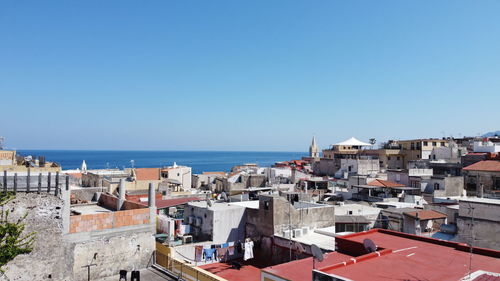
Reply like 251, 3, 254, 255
334, 137, 371, 146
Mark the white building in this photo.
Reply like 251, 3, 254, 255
473, 139, 500, 153
161, 163, 192, 191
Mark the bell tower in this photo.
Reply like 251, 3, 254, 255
309, 136, 319, 158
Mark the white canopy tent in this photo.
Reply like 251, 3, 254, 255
334, 137, 372, 146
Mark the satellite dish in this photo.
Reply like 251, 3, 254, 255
221, 192, 228, 202
311, 244, 324, 262
363, 239, 377, 253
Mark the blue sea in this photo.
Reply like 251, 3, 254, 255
16, 150, 306, 174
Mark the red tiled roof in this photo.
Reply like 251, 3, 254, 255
368, 179, 405, 188
68, 173, 82, 179
463, 160, 500, 172
202, 172, 226, 175
155, 197, 201, 209
404, 210, 447, 220
135, 168, 161, 181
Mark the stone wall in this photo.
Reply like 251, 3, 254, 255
2, 192, 155, 281
70, 227, 154, 281
1, 193, 72, 281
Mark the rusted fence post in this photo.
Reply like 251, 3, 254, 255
38, 173, 42, 194
55, 172, 60, 196
3, 170, 6, 194
13, 173, 17, 194
27, 167, 31, 192
47, 172, 52, 193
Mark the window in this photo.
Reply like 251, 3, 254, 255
432, 142, 437, 146
466, 176, 477, 191
177, 173, 180, 176
348, 211, 353, 215
494, 177, 500, 190
434, 183, 440, 190
388, 156, 391, 160
264, 201, 270, 210
396, 156, 400, 161
411, 143, 415, 150
441, 142, 445, 146
424, 141, 428, 146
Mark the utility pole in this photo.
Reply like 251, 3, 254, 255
467, 203, 475, 280
288, 196, 292, 261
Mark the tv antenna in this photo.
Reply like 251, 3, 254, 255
311, 244, 324, 269
363, 239, 377, 253
0, 137, 4, 150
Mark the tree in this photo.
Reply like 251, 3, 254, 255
0, 192, 36, 272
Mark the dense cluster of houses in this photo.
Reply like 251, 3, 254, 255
1, 135, 499, 281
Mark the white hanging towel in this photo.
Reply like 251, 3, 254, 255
243, 241, 254, 261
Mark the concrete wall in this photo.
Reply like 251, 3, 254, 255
213, 205, 246, 243
456, 200, 500, 250
387, 171, 410, 185
184, 203, 247, 243
425, 176, 464, 197
183, 203, 214, 241
248, 195, 335, 237
312, 158, 337, 176
340, 159, 380, 176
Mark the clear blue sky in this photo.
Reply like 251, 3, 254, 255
1, 1, 499, 151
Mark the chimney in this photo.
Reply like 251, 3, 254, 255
117, 178, 125, 210
148, 182, 156, 208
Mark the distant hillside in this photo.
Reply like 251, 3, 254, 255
482, 131, 500, 137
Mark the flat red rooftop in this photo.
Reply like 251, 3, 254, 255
263, 252, 353, 281
320, 229, 500, 281
199, 260, 261, 281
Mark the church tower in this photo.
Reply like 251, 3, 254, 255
309, 136, 319, 158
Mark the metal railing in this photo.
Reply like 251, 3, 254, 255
1, 170, 69, 196
154, 250, 225, 281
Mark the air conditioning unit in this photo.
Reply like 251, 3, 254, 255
283, 230, 291, 239
293, 229, 302, 238
195, 217, 202, 227
182, 235, 193, 244
302, 227, 309, 235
